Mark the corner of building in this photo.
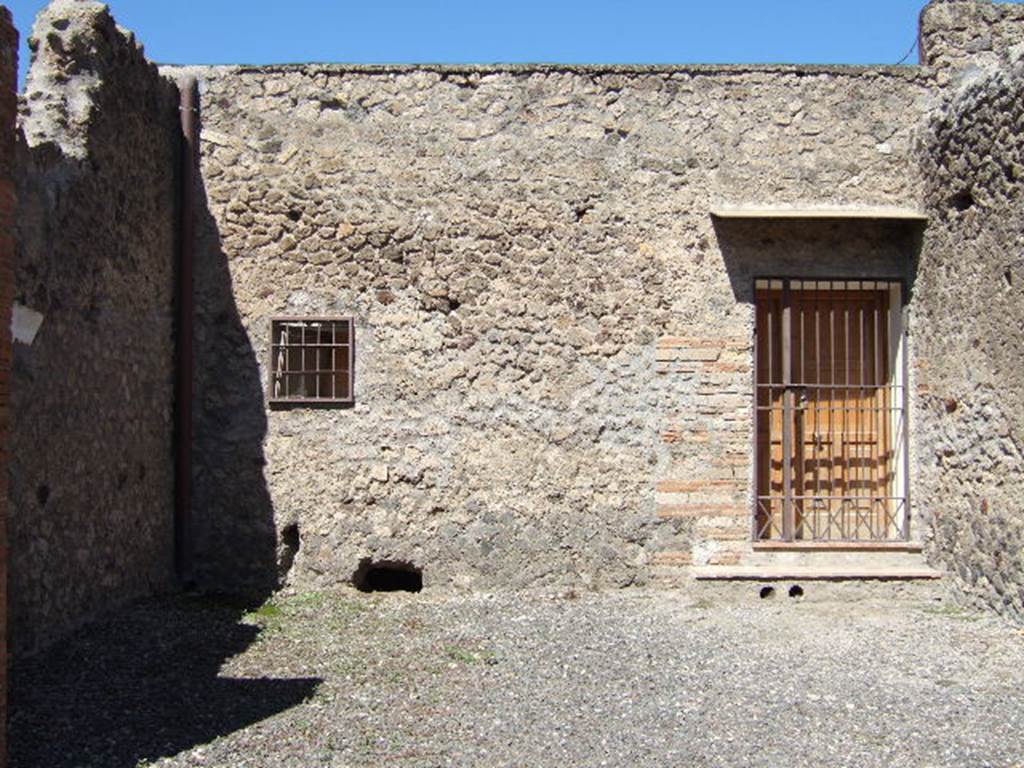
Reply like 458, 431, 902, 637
0, 7, 17, 766
9, 0, 182, 655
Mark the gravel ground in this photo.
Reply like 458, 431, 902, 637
9, 586, 1024, 768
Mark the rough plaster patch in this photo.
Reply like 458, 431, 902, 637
11, 304, 43, 345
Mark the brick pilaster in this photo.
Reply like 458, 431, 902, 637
655, 333, 755, 569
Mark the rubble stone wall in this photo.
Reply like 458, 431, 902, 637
167, 58, 932, 593
0, 5, 17, 760
4, 0, 1023, 638
9, 1, 180, 654
920, 1, 1024, 75
915, 50, 1024, 621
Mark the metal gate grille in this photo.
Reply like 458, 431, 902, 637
270, 317, 354, 404
754, 279, 910, 542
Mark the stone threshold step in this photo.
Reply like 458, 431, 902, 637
751, 541, 923, 553
692, 566, 942, 581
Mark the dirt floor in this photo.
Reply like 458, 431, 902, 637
9, 585, 1024, 767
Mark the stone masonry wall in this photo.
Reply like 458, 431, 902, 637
0, 0, 1017, 632
9, 1, 180, 654
167, 59, 933, 593
920, 1, 1024, 77
915, 48, 1024, 620
0, 6, 16, 761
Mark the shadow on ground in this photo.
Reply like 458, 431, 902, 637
8, 594, 321, 768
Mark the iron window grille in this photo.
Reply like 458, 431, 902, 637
754, 279, 910, 542
269, 317, 354, 405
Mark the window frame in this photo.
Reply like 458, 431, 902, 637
268, 315, 355, 406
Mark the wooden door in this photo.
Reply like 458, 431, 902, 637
755, 280, 905, 541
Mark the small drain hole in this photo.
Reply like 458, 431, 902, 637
789, 584, 804, 599
353, 558, 423, 593
759, 586, 776, 600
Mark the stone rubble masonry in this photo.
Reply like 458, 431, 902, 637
920, 0, 1024, 77
0, 6, 16, 762
916, 42, 1024, 621
147, 1, 1023, 603
2, 0, 1024, 656
169, 57, 932, 592
9, 0, 180, 655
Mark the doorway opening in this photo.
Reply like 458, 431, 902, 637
755, 279, 909, 542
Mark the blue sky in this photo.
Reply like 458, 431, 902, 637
3, 0, 1006, 85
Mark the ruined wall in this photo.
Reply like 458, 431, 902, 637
1, 0, 1018, 621
0, 6, 16, 760
915, 49, 1024, 621
10, 1, 180, 654
920, 1, 1024, 77
168, 58, 932, 593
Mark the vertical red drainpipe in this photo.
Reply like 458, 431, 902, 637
176, 78, 198, 583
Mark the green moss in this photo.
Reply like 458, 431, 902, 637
920, 603, 983, 622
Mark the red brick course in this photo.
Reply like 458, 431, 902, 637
654, 331, 755, 570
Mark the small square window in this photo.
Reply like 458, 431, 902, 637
269, 317, 354, 405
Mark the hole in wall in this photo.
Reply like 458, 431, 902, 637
759, 585, 775, 600
949, 189, 974, 212
36, 484, 50, 507
789, 584, 804, 599
287, 209, 303, 222
353, 558, 423, 593
277, 523, 300, 580
573, 199, 595, 222
1005, 269, 1013, 288
282, 523, 300, 553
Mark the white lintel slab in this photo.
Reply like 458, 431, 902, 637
709, 205, 929, 222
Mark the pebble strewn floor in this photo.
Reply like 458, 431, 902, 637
10, 587, 1024, 767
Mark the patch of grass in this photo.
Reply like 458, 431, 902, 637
289, 591, 329, 609
242, 601, 284, 626
332, 656, 362, 677
255, 603, 283, 619
691, 597, 714, 610
444, 645, 477, 664
920, 603, 983, 622
444, 644, 498, 665
380, 668, 407, 685
247, 591, 374, 627
329, 595, 372, 617
323, 596, 376, 635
